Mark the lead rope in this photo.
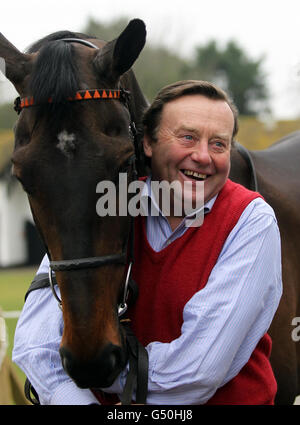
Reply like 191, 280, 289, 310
119, 321, 148, 405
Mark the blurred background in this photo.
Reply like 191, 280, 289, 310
1, 0, 300, 404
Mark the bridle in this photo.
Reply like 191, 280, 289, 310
48, 215, 135, 316
18, 36, 148, 406
14, 38, 139, 317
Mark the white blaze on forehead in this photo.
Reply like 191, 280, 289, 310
57, 130, 76, 156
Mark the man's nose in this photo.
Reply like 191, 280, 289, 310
190, 141, 212, 165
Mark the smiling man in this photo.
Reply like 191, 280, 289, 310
13, 80, 282, 405
143, 84, 235, 230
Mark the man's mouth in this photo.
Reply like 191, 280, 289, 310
181, 169, 210, 181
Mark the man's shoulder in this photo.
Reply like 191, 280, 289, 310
225, 179, 262, 199
215, 179, 262, 214
225, 180, 275, 217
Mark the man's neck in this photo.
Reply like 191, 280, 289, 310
166, 215, 185, 232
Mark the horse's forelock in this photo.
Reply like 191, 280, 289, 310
29, 40, 79, 105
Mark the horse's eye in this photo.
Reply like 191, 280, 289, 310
14, 175, 33, 195
119, 164, 131, 174
14, 123, 31, 147
104, 125, 121, 137
119, 158, 134, 174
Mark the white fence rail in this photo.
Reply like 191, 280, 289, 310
2, 311, 21, 319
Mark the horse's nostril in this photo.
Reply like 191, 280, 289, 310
59, 344, 126, 389
109, 351, 117, 370
59, 346, 76, 376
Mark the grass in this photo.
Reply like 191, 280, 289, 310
0, 266, 37, 385
0, 129, 13, 173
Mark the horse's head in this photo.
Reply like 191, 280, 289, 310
0, 20, 147, 388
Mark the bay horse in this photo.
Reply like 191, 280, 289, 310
230, 134, 300, 405
0, 19, 149, 394
0, 19, 299, 405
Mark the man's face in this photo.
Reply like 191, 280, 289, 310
143, 94, 234, 209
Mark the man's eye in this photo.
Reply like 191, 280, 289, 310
211, 139, 224, 146
183, 135, 193, 141
211, 140, 227, 151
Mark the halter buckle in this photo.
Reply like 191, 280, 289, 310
118, 262, 133, 317
48, 268, 62, 310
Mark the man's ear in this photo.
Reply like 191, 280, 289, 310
143, 134, 153, 158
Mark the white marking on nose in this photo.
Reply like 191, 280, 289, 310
57, 130, 76, 156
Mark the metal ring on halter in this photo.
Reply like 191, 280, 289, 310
48, 268, 62, 309
118, 262, 133, 317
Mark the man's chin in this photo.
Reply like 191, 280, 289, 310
173, 183, 205, 216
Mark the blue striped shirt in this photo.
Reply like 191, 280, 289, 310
12, 178, 282, 404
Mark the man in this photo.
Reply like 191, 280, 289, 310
13, 80, 282, 405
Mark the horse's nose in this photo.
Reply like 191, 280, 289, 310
59, 343, 126, 389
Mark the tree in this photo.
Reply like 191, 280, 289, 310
187, 40, 269, 116
83, 18, 269, 116
82, 17, 188, 102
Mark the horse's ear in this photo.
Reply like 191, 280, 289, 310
0, 33, 32, 93
94, 19, 146, 80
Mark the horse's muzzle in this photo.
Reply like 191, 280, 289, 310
59, 343, 127, 389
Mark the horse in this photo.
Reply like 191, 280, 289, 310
230, 134, 300, 405
0, 19, 149, 396
0, 19, 299, 405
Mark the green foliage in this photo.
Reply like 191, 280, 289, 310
133, 47, 187, 103
0, 267, 35, 311
82, 17, 269, 116
0, 267, 36, 383
0, 17, 270, 132
0, 102, 17, 130
187, 40, 268, 115
83, 17, 188, 103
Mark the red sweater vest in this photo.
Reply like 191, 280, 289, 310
127, 179, 277, 405
95, 179, 277, 404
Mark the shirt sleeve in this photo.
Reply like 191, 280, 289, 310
12, 255, 100, 405
13, 198, 283, 405
105, 198, 283, 404
146, 198, 282, 403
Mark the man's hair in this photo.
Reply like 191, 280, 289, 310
142, 80, 239, 142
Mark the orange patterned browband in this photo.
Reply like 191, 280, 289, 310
17, 89, 123, 110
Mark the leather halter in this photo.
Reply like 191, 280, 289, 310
15, 37, 140, 316
19, 38, 148, 405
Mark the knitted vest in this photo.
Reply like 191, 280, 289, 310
128, 179, 277, 404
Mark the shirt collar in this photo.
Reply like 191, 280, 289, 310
140, 176, 218, 223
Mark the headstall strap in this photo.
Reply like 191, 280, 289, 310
61, 38, 100, 50
14, 89, 126, 115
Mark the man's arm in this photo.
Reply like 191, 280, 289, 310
12, 255, 100, 405
13, 199, 282, 405
105, 198, 282, 404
